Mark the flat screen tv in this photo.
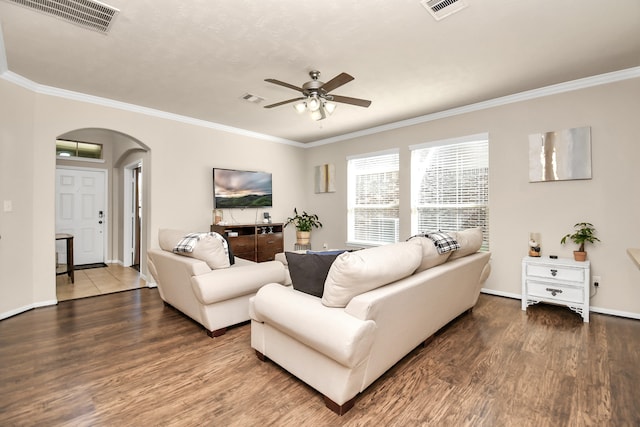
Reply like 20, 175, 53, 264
213, 168, 273, 209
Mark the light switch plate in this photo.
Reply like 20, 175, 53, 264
3, 200, 12, 212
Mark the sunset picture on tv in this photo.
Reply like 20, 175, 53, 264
213, 168, 273, 208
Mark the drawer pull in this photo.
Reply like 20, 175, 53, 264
546, 287, 563, 296
550, 269, 558, 277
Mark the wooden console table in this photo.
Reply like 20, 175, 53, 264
211, 223, 283, 262
56, 233, 74, 283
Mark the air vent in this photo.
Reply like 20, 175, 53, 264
4, 0, 119, 33
420, 0, 468, 21
241, 93, 265, 104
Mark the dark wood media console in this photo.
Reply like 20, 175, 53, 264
211, 223, 284, 262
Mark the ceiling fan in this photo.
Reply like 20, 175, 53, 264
263, 70, 371, 121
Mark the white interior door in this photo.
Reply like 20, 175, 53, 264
55, 167, 106, 266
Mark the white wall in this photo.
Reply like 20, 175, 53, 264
0, 80, 40, 316
2, 74, 639, 320
305, 77, 640, 317
0, 79, 306, 318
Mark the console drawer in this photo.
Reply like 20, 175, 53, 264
526, 264, 584, 282
227, 235, 255, 260
527, 281, 584, 304
257, 233, 283, 262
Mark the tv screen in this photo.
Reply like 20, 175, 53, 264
213, 168, 273, 208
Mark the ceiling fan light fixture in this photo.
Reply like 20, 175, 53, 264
293, 101, 307, 113
263, 70, 371, 121
307, 95, 321, 112
324, 101, 336, 115
310, 110, 323, 121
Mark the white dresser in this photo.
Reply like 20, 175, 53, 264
521, 256, 590, 322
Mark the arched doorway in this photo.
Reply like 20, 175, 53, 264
54, 128, 151, 300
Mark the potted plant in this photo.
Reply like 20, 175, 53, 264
560, 222, 600, 261
284, 208, 323, 245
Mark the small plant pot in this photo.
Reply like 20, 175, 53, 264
573, 251, 587, 262
296, 231, 311, 245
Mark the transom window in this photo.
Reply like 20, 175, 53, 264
347, 149, 400, 246
410, 134, 489, 250
56, 139, 103, 160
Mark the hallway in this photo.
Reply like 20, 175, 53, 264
56, 264, 147, 301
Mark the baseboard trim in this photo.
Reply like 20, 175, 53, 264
480, 288, 521, 300
0, 299, 57, 321
590, 305, 640, 320
480, 289, 640, 320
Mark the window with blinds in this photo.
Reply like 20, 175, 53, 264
347, 150, 400, 246
411, 136, 489, 250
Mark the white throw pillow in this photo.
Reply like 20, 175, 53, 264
189, 234, 230, 269
448, 227, 483, 260
322, 240, 422, 308
158, 229, 230, 269
408, 236, 452, 272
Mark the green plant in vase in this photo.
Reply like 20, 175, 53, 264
284, 208, 322, 245
561, 222, 600, 261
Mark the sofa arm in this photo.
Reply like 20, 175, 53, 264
251, 283, 376, 368
191, 261, 285, 305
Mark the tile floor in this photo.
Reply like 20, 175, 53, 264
56, 264, 147, 301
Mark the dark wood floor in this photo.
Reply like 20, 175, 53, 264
1, 289, 639, 426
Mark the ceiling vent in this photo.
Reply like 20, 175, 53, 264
4, 0, 120, 33
420, 0, 468, 21
241, 93, 265, 104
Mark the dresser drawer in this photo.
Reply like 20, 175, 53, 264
257, 233, 283, 262
526, 264, 584, 282
227, 235, 254, 259
527, 281, 584, 303
257, 234, 283, 249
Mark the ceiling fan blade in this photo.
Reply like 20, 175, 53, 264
263, 97, 305, 109
330, 95, 372, 108
321, 72, 354, 93
264, 78, 303, 93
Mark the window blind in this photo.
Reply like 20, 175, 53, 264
347, 150, 400, 245
411, 139, 489, 250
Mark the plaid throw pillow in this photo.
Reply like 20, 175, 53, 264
173, 233, 202, 253
426, 231, 460, 254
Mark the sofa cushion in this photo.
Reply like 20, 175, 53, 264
189, 233, 231, 269
306, 249, 348, 256
159, 228, 187, 252
449, 227, 483, 260
322, 240, 422, 308
285, 252, 339, 297
159, 229, 231, 269
407, 236, 452, 272
425, 231, 460, 254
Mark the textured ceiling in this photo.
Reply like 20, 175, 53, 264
1, 0, 639, 144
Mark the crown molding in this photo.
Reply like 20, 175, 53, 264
1, 57, 638, 148
307, 66, 640, 147
0, 70, 304, 147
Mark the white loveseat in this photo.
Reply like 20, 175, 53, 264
147, 229, 286, 337
250, 228, 491, 414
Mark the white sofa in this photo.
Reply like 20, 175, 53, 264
250, 229, 491, 414
147, 229, 286, 337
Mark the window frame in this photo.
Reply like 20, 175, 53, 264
347, 148, 400, 247
56, 139, 104, 162
410, 133, 490, 250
